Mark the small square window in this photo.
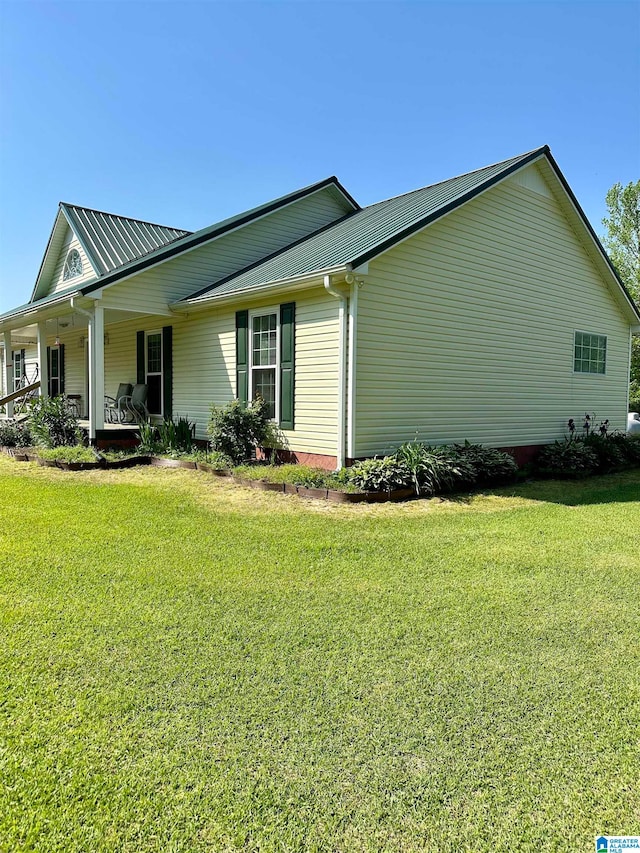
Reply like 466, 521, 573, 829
574, 331, 606, 375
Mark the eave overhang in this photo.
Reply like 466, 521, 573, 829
171, 265, 350, 311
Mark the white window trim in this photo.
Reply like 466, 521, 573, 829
248, 306, 279, 421
145, 329, 164, 416
63, 248, 83, 281
573, 329, 607, 376
13, 350, 23, 391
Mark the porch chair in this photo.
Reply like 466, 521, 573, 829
104, 383, 133, 423
122, 383, 149, 424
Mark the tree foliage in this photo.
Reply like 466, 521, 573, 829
602, 180, 640, 304
602, 180, 640, 401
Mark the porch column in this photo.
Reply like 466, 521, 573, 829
37, 323, 49, 399
88, 305, 105, 438
2, 332, 13, 418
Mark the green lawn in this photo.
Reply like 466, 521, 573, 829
1, 457, 639, 853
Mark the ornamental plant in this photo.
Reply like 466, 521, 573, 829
0, 421, 32, 448
450, 441, 519, 486
207, 398, 270, 465
347, 456, 411, 493
536, 439, 599, 478
27, 396, 80, 448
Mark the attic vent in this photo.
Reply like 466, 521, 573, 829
63, 249, 83, 281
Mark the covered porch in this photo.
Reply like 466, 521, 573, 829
0, 292, 173, 443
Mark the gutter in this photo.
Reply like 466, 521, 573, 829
171, 265, 350, 312
324, 273, 349, 470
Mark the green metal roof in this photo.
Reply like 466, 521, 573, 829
62, 204, 191, 276
183, 148, 548, 303
0, 282, 83, 324
78, 176, 359, 296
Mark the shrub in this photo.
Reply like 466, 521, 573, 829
203, 450, 233, 469
583, 433, 628, 473
27, 396, 80, 448
536, 439, 598, 478
0, 421, 32, 448
348, 456, 411, 493
591, 432, 640, 468
451, 442, 519, 486
208, 398, 270, 465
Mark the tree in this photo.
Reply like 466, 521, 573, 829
602, 180, 640, 303
602, 180, 640, 409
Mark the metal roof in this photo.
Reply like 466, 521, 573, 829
61, 204, 191, 276
76, 177, 359, 295
0, 282, 83, 324
184, 148, 548, 302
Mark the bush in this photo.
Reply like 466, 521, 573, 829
629, 380, 640, 413
0, 421, 32, 448
348, 456, 411, 493
592, 432, 640, 468
208, 398, 270, 465
536, 439, 598, 478
27, 396, 80, 448
583, 433, 628, 473
451, 442, 519, 486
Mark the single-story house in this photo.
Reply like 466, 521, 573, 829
1, 145, 639, 468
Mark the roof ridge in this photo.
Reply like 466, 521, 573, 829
60, 202, 191, 235
364, 146, 549, 209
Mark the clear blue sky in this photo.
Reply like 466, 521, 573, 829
1, 0, 638, 313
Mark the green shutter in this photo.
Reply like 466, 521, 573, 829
59, 344, 65, 395
162, 326, 173, 420
236, 310, 248, 404
46, 346, 51, 396
279, 302, 295, 430
136, 331, 145, 385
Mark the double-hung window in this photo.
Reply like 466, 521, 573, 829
236, 303, 295, 429
574, 331, 606, 375
250, 312, 278, 419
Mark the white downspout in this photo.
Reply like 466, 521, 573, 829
347, 277, 358, 461
324, 274, 348, 470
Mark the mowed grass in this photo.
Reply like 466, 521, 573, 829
0, 457, 639, 853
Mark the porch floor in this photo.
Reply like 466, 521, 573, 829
78, 420, 140, 433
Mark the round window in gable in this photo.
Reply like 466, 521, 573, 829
63, 249, 83, 281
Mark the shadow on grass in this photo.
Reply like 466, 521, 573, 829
489, 469, 640, 507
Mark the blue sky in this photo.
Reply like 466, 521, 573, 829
0, 0, 638, 312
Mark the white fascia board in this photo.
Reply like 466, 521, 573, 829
172, 265, 350, 311
0, 291, 82, 332
358, 153, 549, 270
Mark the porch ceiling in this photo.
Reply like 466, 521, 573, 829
0, 304, 162, 344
